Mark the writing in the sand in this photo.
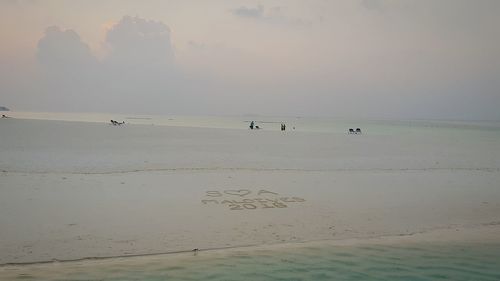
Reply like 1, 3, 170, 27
201, 189, 306, 210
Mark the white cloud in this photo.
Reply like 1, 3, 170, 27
105, 16, 174, 67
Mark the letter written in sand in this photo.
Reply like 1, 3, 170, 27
259, 202, 275, 209
229, 204, 244, 210
258, 190, 279, 196
224, 189, 251, 197
206, 191, 222, 197
201, 200, 219, 205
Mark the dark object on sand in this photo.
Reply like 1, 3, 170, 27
110, 120, 125, 126
348, 128, 362, 134
1, 114, 10, 118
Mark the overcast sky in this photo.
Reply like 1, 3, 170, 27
1, 0, 499, 120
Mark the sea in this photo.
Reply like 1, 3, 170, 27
5, 111, 500, 136
2, 241, 500, 281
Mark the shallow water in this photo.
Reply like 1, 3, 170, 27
7, 111, 500, 135
2, 242, 500, 281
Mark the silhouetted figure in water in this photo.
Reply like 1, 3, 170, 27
249, 121, 254, 130
110, 120, 125, 126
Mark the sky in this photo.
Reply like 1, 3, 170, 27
0, 0, 499, 120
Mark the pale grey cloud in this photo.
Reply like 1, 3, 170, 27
33, 16, 190, 113
231, 5, 311, 27
232, 5, 264, 18
187, 40, 206, 50
35, 26, 103, 111
0, 0, 36, 7
105, 16, 174, 67
37, 26, 97, 74
360, 0, 382, 11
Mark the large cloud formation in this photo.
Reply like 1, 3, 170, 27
23, 3, 500, 119
35, 16, 183, 113
37, 26, 97, 75
105, 16, 174, 67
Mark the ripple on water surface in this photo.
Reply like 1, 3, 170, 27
2, 242, 500, 281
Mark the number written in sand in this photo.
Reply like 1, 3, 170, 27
229, 204, 244, 210
229, 203, 259, 210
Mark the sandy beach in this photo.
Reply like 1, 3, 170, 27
1, 117, 500, 265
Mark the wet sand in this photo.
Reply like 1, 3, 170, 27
1, 226, 500, 281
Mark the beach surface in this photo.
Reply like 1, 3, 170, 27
2, 227, 500, 281
1, 117, 500, 265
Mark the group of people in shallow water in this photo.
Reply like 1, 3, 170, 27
249, 121, 260, 130
248, 121, 361, 134
249, 121, 289, 131
110, 120, 125, 126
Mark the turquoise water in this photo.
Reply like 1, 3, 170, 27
7, 111, 500, 135
3, 242, 500, 281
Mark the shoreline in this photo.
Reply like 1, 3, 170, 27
3, 166, 500, 175
4, 111, 500, 132
2, 223, 500, 267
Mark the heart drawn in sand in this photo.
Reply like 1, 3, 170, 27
224, 189, 251, 197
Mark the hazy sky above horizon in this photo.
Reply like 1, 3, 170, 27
1, 0, 499, 120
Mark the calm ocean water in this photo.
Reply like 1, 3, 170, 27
2, 242, 500, 281
6, 111, 500, 135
